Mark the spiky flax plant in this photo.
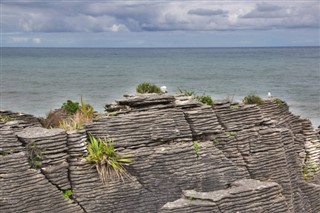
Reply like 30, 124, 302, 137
85, 134, 133, 185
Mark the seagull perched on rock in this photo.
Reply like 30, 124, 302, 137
160, 86, 168, 94
268, 92, 272, 98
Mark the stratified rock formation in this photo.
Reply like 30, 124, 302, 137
1, 94, 319, 212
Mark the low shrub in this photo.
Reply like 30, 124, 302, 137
62, 100, 79, 114
243, 94, 264, 105
85, 134, 133, 184
136, 82, 161, 94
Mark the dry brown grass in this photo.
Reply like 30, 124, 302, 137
58, 110, 93, 131
41, 98, 95, 131
40, 109, 68, 128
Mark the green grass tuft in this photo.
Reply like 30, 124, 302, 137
136, 82, 161, 94
226, 132, 236, 137
197, 95, 213, 105
0, 115, 14, 122
212, 139, 220, 145
63, 189, 72, 199
178, 88, 195, 96
193, 141, 200, 157
85, 134, 133, 184
243, 94, 264, 105
273, 98, 284, 107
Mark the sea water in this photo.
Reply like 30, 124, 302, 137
1, 47, 319, 126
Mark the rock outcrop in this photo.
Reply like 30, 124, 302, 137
1, 94, 319, 212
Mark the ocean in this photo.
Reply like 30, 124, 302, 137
1, 47, 319, 127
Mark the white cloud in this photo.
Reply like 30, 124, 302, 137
10, 36, 41, 44
32, 38, 41, 44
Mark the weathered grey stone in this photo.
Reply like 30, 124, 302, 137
0, 152, 83, 213
0, 94, 319, 213
161, 179, 289, 213
16, 127, 70, 190
87, 108, 193, 148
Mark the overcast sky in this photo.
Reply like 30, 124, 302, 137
2, 0, 319, 47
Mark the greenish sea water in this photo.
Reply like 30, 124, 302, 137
1, 47, 319, 126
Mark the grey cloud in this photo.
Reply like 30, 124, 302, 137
188, 8, 227, 16
1, 1, 319, 33
256, 3, 282, 12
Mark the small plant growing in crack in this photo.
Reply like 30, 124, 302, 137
63, 189, 73, 199
186, 195, 194, 201
0, 150, 8, 156
229, 105, 240, 110
193, 141, 200, 158
85, 134, 133, 185
26, 142, 44, 169
212, 139, 220, 145
226, 131, 236, 137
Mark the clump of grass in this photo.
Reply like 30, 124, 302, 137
40, 110, 67, 129
85, 134, 133, 185
178, 88, 213, 105
273, 98, 284, 107
41, 97, 94, 131
197, 95, 213, 105
136, 82, 161, 94
63, 189, 72, 199
0, 115, 14, 122
193, 141, 200, 157
243, 94, 264, 105
178, 88, 195, 96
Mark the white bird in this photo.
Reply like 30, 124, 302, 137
268, 92, 272, 98
160, 86, 168, 94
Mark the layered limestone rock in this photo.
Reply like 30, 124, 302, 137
16, 127, 70, 191
160, 179, 289, 213
0, 93, 319, 212
0, 152, 83, 213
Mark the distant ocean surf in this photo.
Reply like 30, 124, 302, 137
2, 47, 319, 126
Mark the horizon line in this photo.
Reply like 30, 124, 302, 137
2, 45, 319, 49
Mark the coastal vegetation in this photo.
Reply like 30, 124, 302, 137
136, 82, 161, 94
273, 98, 285, 107
193, 141, 200, 157
41, 98, 94, 131
178, 88, 213, 105
26, 142, 44, 169
243, 94, 264, 105
85, 134, 133, 184
0, 115, 14, 122
63, 189, 73, 199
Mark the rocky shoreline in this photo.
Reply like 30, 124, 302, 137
1, 94, 319, 212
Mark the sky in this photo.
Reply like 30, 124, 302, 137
1, 0, 320, 47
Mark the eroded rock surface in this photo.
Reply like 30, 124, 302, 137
1, 94, 319, 212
